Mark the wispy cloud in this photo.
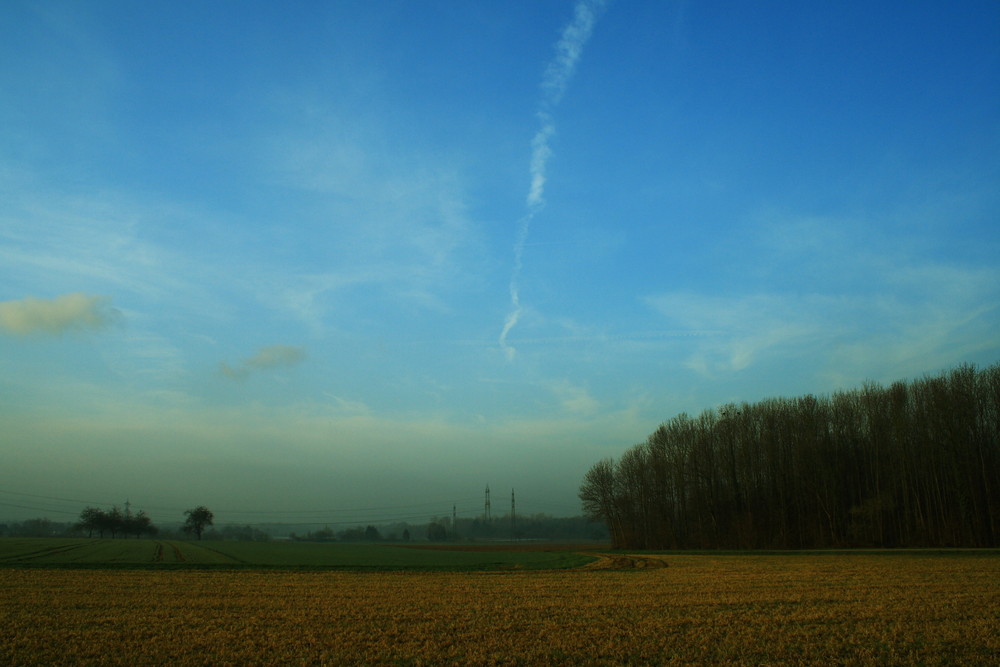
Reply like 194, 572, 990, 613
645, 215, 1000, 386
549, 379, 600, 415
539, 1, 605, 108
0, 182, 224, 316
500, 0, 606, 361
258, 106, 479, 332
220, 344, 306, 381
0, 293, 118, 336
644, 291, 826, 375
322, 392, 372, 416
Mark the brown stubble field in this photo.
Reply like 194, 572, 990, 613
2, 553, 997, 665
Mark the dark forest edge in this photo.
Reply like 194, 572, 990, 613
580, 362, 1000, 550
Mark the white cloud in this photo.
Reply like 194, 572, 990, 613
220, 344, 306, 381
322, 393, 372, 416
0, 293, 118, 336
247, 344, 306, 369
550, 380, 600, 414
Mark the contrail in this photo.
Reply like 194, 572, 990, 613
500, 0, 606, 361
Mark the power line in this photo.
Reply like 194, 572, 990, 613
0, 487, 481, 517
213, 497, 482, 515
0, 501, 81, 516
0, 489, 116, 507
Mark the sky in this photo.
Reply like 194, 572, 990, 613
2, 0, 998, 527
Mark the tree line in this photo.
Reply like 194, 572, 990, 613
294, 524, 389, 542
290, 514, 608, 543
580, 363, 999, 549
4, 510, 605, 542
72, 505, 214, 540
77, 506, 157, 539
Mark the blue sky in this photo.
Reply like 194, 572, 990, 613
2, 1, 998, 526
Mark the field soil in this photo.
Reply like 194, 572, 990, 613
402, 541, 607, 552
2, 550, 997, 664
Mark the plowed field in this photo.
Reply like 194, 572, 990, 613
2, 552, 997, 664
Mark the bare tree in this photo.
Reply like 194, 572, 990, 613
183, 506, 214, 540
77, 507, 104, 538
579, 458, 624, 547
580, 362, 1000, 549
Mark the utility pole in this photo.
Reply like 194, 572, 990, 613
453, 504, 457, 540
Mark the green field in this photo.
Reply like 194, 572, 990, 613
0, 537, 597, 570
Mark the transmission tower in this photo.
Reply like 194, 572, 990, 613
485, 484, 491, 521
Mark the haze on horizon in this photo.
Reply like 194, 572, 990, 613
2, 1, 998, 527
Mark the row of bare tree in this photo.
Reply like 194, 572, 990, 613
580, 363, 999, 549
78, 506, 156, 539
76, 505, 213, 539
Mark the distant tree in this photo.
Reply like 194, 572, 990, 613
183, 506, 214, 540
402, 528, 411, 542
364, 525, 381, 541
13, 518, 58, 538
427, 521, 447, 541
78, 507, 105, 538
579, 458, 623, 547
293, 526, 334, 542
311, 526, 336, 542
78, 506, 156, 539
123, 510, 156, 539
334, 527, 361, 541
219, 524, 270, 542
105, 506, 125, 539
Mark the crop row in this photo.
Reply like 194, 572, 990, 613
0, 538, 594, 569
1, 553, 997, 664
0, 539, 233, 566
